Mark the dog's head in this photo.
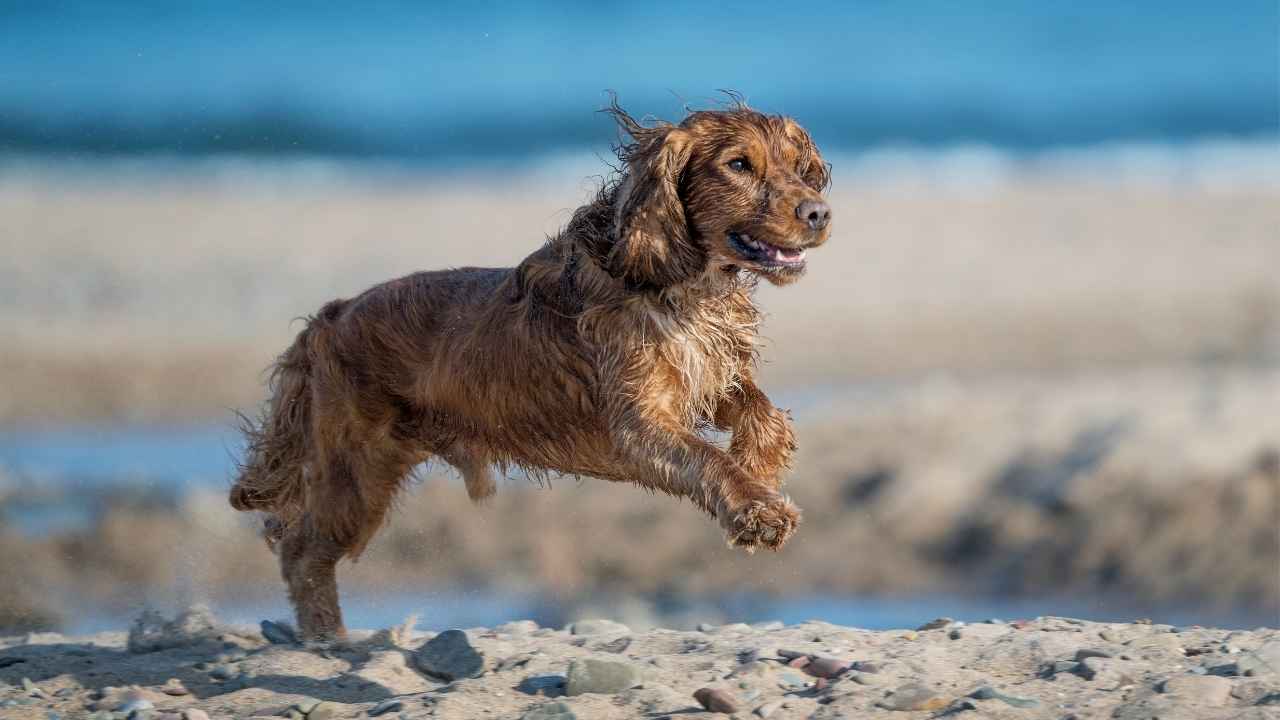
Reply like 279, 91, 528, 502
607, 99, 831, 289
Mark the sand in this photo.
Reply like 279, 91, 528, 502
1, 608, 1277, 719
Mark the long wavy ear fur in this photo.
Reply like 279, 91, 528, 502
605, 102, 705, 289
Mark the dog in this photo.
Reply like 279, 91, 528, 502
230, 98, 833, 642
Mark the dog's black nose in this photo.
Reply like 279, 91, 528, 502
796, 199, 831, 230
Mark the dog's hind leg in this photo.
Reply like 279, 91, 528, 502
279, 448, 410, 643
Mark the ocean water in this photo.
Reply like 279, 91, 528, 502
1, 2, 1275, 161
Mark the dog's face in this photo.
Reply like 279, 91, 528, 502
610, 106, 832, 289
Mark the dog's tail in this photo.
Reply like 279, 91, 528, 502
229, 309, 328, 523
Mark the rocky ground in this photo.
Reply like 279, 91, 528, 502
0, 608, 1276, 720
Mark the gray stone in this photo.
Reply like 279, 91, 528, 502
697, 623, 717, 632
259, 620, 297, 645
877, 683, 949, 711
522, 701, 576, 720
1077, 657, 1135, 690
804, 656, 850, 678
564, 659, 642, 696
916, 617, 953, 631
777, 670, 809, 690
181, 711, 211, 720
518, 674, 567, 696
568, 619, 630, 636
116, 698, 154, 714
368, 698, 403, 716
969, 686, 1040, 708
127, 606, 219, 654
415, 629, 485, 681
1159, 674, 1232, 706
1238, 640, 1280, 676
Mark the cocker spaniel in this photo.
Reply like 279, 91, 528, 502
231, 98, 833, 641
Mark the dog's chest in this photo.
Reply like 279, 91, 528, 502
646, 302, 755, 413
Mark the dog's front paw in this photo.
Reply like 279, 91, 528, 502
722, 494, 800, 553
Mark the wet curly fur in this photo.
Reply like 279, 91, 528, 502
231, 97, 833, 641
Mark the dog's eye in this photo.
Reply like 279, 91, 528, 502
727, 158, 752, 173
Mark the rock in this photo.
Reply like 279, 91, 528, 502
877, 683, 948, 711
1077, 657, 1135, 690
786, 655, 811, 669
519, 674, 567, 696
693, 687, 739, 713
777, 649, 809, 660
803, 656, 850, 678
259, 620, 297, 645
754, 699, 784, 717
117, 698, 155, 714
595, 636, 632, 654
917, 617, 953, 631
308, 702, 340, 720
160, 678, 188, 696
697, 623, 717, 632
568, 619, 630, 636
1257, 692, 1280, 705
1159, 674, 1232, 706
368, 698, 404, 716
852, 660, 881, 674
969, 686, 1040, 708
522, 701, 576, 720
354, 649, 434, 695
182, 711, 210, 720
752, 621, 785, 631
415, 629, 485, 681
1237, 640, 1280, 676
20, 677, 42, 697
128, 606, 220, 654
948, 628, 963, 640
777, 670, 809, 690
564, 658, 642, 695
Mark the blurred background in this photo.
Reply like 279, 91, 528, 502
1, 2, 1277, 635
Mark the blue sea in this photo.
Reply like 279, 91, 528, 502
0, 2, 1275, 162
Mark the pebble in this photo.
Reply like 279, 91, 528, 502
803, 657, 850, 678
697, 623, 717, 632
21, 677, 43, 697
368, 698, 404, 716
752, 621, 785, 631
1237, 640, 1280, 676
564, 658, 642, 695
1159, 674, 1231, 706
777, 671, 809, 691
160, 678, 189, 696
877, 683, 948, 711
693, 687, 739, 713
259, 620, 297, 645
182, 711, 211, 720
777, 649, 809, 660
567, 619, 630, 636
518, 674, 567, 696
969, 685, 1040, 708
754, 699, 784, 717
414, 629, 485, 681
786, 656, 810, 669
852, 660, 881, 674
522, 701, 576, 720
1077, 657, 1135, 690
917, 617, 953, 631
117, 698, 155, 714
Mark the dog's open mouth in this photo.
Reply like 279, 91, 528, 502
727, 232, 807, 267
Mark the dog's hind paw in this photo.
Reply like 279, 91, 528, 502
724, 495, 800, 553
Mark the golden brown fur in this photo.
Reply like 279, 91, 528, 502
230, 98, 833, 641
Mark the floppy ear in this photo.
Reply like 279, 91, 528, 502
609, 128, 706, 288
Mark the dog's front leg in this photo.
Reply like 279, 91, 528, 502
714, 380, 797, 491
612, 404, 799, 552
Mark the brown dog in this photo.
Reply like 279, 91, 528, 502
231, 99, 833, 642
